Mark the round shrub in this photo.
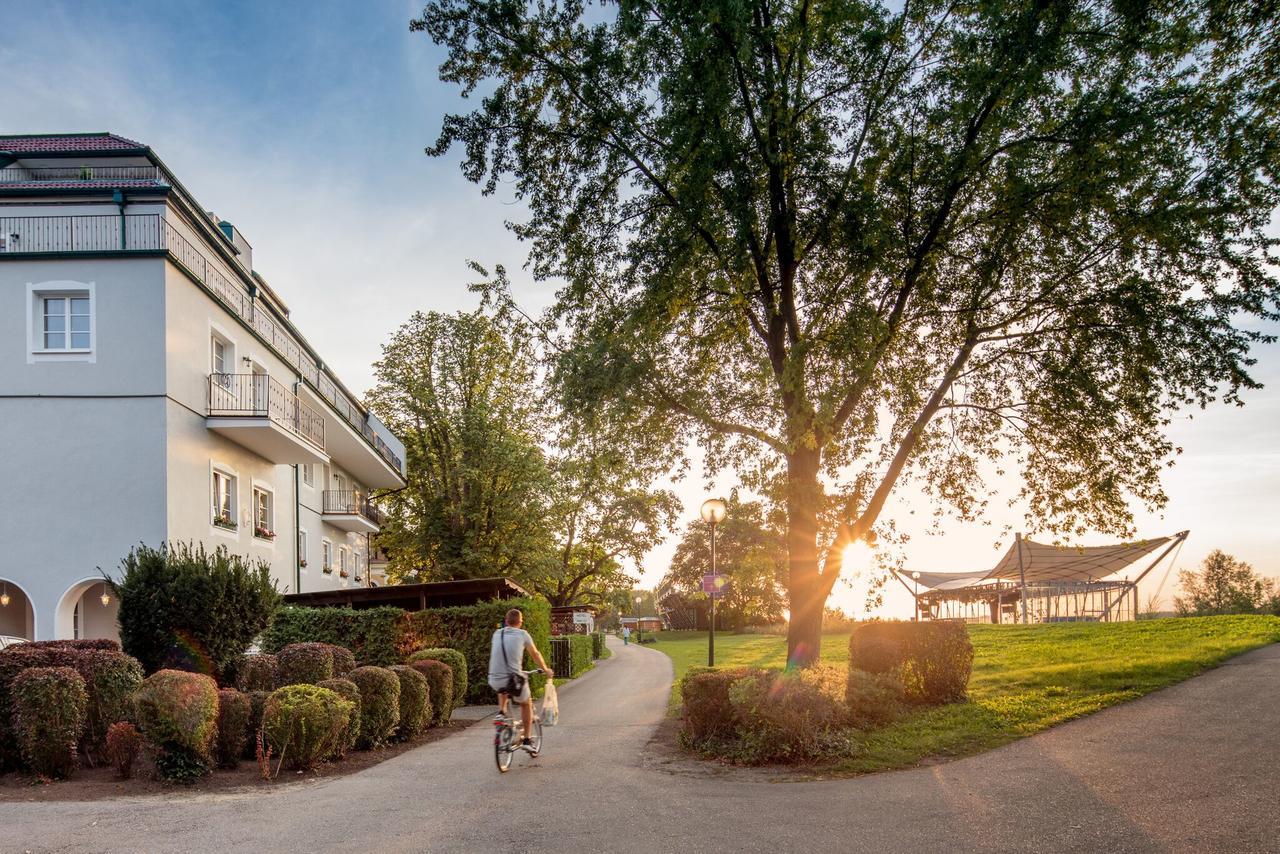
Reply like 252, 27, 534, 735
262, 684, 353, 770
277, 642, 335, 686
316, 678, 362, 756
106, 721, 142, 779
848, 621, 974, 705
0, 644, 93, 768
11, 666, 87, 778
234, 653, 279, 693
726, 668, 849, 764
74, 650, 144, 753
679, 667, 753, 743
324, 644, 357, 676
348, 666, 400, 749
388, 665, 430, 741
845, 670, 906, 729
409, 659, 454, 726
216, 688, 251, 768
243, 690, 271, 760
133, 669, 219, 780
408, 648, 466, 710
22, 639, 120, 652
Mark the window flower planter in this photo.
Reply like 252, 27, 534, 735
322, 566, 333, 575
213, 516, 237, 531
299, 559, 308, 568
254, 527, 276, 541
339, 569, 350, 579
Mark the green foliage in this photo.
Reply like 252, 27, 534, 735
409, 659, 454, 726
726, 667, 851, 764
133, 669, 219, 779
401, 597, 550, 703
215, 688, 251, 769
1175, 550, 1277, 616
106, 722, 141, 779
233, 653, 278, 693
416, 0, 1280, 666
849, 621, 974, 704
74, 650, 144, 753
326, 644, 357, 676
590, 631, 608, 660
276, 642, 335, 686
316, 678, 362, 756
388, 665, 431, 741
243, 690, 271, 760
844, 670, 907, 730
262, 684, 352, 770
112, 542, 280, 677
554, 634, 593, 677
261, 606, 404, 666
11, 667, 87, 778
407, 648, 467, 709
348, 666, 401, 749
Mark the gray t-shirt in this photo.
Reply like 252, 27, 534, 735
488, 626, 533, 681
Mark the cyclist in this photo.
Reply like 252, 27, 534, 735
488, 608, 553, 750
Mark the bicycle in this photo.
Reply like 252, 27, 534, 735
493, 668, 545, 773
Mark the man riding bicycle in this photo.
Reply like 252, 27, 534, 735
488, 608, 553, 750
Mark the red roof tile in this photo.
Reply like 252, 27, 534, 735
0, 179, 164, 190
0, 134, 145, 153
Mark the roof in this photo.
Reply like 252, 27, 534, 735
282, 577, 531, 611
0, 179, 164, 190
903, 532, 1187, 591
0, 133, 145, 153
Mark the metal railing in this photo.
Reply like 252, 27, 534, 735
0, 212, 403, 474
0, 165, 163, 183
321, 490, 386, 526
208, 373, 326, 451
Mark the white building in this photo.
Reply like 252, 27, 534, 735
0, 133, 406, 642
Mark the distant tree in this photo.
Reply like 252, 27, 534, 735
1175, 550, 1274, 616
662, 495, 787, 630
415, 0, 1280, 664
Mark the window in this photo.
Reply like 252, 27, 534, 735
212, 469, 237, 529
333, 473, 346, 495
354, 553, 362, 581
252, 487, 274, 539
301, 463, 314, 487
212, 337, 229, 374
322, 540, 333, 572
298, 529, 308, 559
29, 283, 95, 362
339, 547, 349, 574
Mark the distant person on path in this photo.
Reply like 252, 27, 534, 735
488, 608, 552, 749
622, 624, 631, 645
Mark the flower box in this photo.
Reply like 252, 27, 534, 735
254, 526, 276, 541
299, 559, 308, 568
213, 515, 237, 531
339, 569, 350, 579
322, 566, 333, 575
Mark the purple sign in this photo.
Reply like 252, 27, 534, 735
702, 574, 728, 599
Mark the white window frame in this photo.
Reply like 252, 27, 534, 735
301, 463, 314, 487
322, 539, 333, 572
251, 483, 275, 541
27, 281, 96, 363
209, 322, 237, 389
298, 529, 308, 569
338, 546, 349, 575
211, 464, 239, 537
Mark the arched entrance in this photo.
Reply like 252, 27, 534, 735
0, 578, 36, 641
55, 579, 120, 642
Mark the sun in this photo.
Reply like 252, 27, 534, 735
842, 540, 875, 577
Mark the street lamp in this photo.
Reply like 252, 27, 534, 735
911, 571, 921, 621
634, 593, 643, 644
700, 498, 727, 667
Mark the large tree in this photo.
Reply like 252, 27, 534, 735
1175, 550, 1277, 616
414, 0, 1280, 663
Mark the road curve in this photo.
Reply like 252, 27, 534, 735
7, 638, 1280, 853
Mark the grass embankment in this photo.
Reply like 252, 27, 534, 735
649, 615, 1280, 773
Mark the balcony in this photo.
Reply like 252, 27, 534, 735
0, 165, 164, 187
207, 373, 328, 465
321, 490, 386, 533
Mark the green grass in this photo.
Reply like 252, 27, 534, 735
649, 615, 1280, 773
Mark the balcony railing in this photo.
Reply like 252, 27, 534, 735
0, 212, 403, 475
0, 165, 164, 184
322, 490, 386, 527
208, 373, 326, 451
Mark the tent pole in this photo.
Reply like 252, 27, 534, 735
1016, 533, 1029, 624
1098, 532, 1189, 621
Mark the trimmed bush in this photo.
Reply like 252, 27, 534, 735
243, 690, 271, 760
262, 684, 353, 770
399, 597, 550, 704
348, 666, 400, 748
216, 688, 251, 768
261, 606, 405, 666
0, 644, 85, 768
21, 639, 120, 652
388, 665, 430, 741
409, 659, 454, 726
233, 653, 278, 693
277, 642, 335, 686
727, 668, 849, 764
11, 667, 87, 778
407, 648, 467, 710
106, 721, 141, 779
680, 667, 753, 743
845, 670, 906, 729
326, 644, 357, 676
133, 669, 219, 781
316, 678, 362, 756
113, 542, 280, 678
848, 621, 974, 704
591, 631, 609, 659
559, 634, 594, 676
74, 650, 144, 754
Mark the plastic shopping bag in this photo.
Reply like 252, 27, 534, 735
541, 678, 559, 726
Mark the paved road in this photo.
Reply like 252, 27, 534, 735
7, 638, 1280, 853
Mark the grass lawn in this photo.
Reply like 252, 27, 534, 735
648, 615, 1280, 773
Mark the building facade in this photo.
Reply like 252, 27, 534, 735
0, 133, 406, 642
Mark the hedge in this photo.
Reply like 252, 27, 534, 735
133, 669, 219, 781
591, 631, 610, 660
262, 684, 353, 770
234, 653, 279, 693
11, 666, 87, 778
554, 634, 594, 677
261, 606, 404, 666
409, 659, 454, 726
316, 678, 361, 756
407, 648, 467, 710
388, 665, 430, 741
327, 644, 357, 676
74, 650, 144, 754
215, 688, 251, 768
277, 642, 335, 685
848, 620, 973, 704
400, 597, 551, 704
21, 639, 120, 652
348, 666, 400, 748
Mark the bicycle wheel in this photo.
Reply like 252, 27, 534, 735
528, 718, 543, 757
494, 722, 515, 773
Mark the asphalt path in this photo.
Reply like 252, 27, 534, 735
7, 637, 1280, 853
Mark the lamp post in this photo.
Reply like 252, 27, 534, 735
912, 571, 921, 621
634, 593, 643, 644
700, 498, 727, 667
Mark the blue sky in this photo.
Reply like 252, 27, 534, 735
3, 1, 1276, 614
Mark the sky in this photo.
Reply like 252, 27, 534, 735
3, 1, 1276, 619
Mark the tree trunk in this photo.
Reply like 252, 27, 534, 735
785, 448, 824, 666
